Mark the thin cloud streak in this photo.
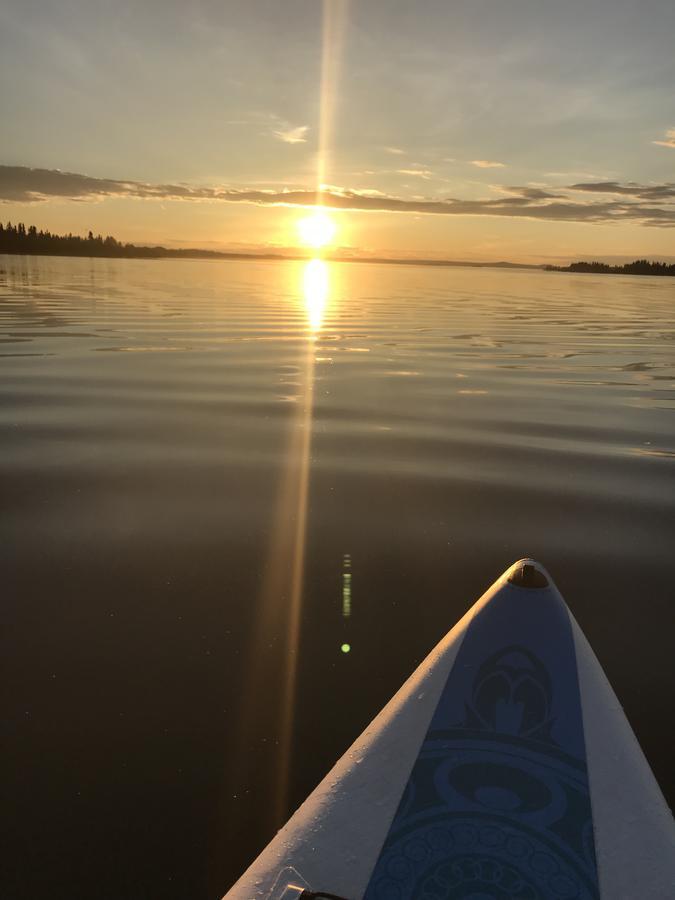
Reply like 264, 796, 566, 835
1, 166, 674, 227
570, 181, 675, 200
652, 127, 675, 149
273, 125, 309, 144
470, 160, 506, 168
397, 168, 433, 179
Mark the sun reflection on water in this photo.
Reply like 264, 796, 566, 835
233, 257, 334, 831
303, 258, 329, 332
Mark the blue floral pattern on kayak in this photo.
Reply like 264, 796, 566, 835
362, 582, 599, 900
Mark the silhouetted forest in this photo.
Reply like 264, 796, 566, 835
545, 259, 675, 276
0, 221, 273, 261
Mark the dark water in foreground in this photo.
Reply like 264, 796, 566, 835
2, 255, 674, 899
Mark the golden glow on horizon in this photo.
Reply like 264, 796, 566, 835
297, 210, 337, 249
303, 258, 329, 330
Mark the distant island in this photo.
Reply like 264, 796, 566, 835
1, 221, 673, 275
544, 259, 675, 276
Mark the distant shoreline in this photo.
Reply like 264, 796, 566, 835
3, 248, 675, 276
1, 223, 673, 274
0, 244, 544, 271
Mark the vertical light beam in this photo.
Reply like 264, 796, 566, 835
272, 265, 320, 822
230, 0, 348, 837
268, 0, 349, 823
231, 260, 332, 834
316, 0, 349, 196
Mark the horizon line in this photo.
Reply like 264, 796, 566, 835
2, 220, 675, 270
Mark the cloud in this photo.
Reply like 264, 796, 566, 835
569, 181, 675, 200
506, 186, 563, 200
397, 168, 433, 179
544, 171, 606, 180
384, 147, 405, 155
0, 167, 143, 202
272, 124, 308, 144
470, 160, 506, 168
2, 166, 674, 227
652, 127, 675, 149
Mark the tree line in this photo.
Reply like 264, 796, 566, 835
0, 221, 261, 260
0, 221, 169, 257
545, 259, 675, 276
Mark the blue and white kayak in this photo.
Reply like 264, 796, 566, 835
224, 559, 675, 900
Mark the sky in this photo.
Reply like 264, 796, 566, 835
1, 0, 674, 263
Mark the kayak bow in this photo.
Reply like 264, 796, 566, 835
225, 559, 675, 900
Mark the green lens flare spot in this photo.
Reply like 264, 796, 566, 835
340, 643, 351, 654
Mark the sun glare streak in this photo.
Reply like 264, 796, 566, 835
234, 0, 349, 834
268, 0, 349, 826
269, 260, 333, 824
316, 0, 349, 194
230, 260, 333, 833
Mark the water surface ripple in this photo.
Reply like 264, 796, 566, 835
2, 255, 674, 900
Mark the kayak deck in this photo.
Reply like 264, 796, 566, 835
362, 559, 597, 899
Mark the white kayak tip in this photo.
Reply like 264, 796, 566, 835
506, 557, 550, 589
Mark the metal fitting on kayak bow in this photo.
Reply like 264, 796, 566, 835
508, 560, 549, 588
299, 892, 350, 900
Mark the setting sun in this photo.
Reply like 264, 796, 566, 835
297, 210, 336, 249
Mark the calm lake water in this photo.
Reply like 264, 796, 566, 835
2, 254, 674, 899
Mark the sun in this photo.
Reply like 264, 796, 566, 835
297, 210, 336, 249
